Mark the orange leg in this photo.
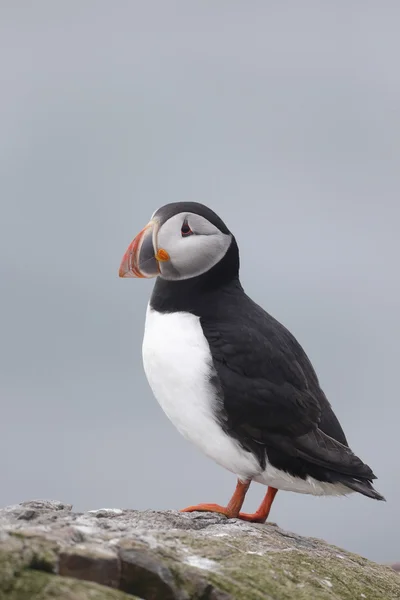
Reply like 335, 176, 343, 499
181, 483, 279, 523
238, 486, 278, 523
180, 479, 251, 518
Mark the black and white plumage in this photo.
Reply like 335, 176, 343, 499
119, 202, 384, 521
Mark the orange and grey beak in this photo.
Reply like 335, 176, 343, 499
119, 220, 169, 278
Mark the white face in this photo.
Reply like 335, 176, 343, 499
156, 211, 232, 281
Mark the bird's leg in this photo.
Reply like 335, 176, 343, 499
238, 486, 278, 523
180, 479, 251, 518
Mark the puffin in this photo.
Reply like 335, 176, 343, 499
119, 202, 384, 523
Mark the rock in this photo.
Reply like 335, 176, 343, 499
0, 500, 399, 600
59, 545, 121, 588
390, 562, 400, 573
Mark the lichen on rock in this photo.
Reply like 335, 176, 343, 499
0, 500, 398, 599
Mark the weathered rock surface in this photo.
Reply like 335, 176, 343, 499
0, 500, 398, 600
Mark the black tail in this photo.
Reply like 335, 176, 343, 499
288, 430, 386, 500
342, 478, 386, 501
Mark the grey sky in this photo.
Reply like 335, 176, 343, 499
1, 2, 399, 563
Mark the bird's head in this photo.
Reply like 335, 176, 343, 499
119, 202, 238, 282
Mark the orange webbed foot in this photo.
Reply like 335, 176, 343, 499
180, 503, 233, 517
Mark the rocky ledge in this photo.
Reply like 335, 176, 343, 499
0, 500, 398, 600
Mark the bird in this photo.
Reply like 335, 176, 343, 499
119, 201, 385, 523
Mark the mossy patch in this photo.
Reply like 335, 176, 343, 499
146, 532, 400, 600
0, 569, 136, 600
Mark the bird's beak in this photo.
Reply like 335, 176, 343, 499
119, 220, 168, 278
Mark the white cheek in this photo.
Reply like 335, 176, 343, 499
165, 235, 231, 280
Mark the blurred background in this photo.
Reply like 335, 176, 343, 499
1, 1, 399, 564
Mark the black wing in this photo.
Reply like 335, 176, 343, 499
201, 299, 376, 482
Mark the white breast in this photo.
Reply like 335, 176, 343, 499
142, 306, 260, 481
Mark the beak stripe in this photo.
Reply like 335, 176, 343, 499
119, 220, 162, 279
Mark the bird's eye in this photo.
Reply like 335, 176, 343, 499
181, 220, 193, 237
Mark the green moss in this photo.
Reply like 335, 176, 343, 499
148, 533, 400, 600
1, 568, 49, 600
28, 544, 59, 574
1, 570, 137, 600
203, 548, 400, 600
0, 538, 27, 594
0, 536, 135, 600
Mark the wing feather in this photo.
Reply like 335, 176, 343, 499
202, 316, 375, 480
